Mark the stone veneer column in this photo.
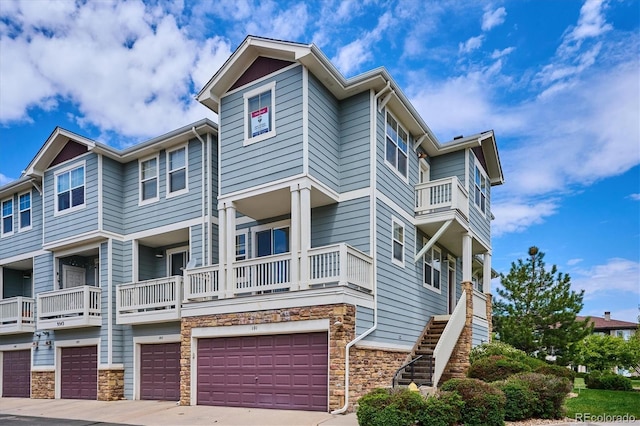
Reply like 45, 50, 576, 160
98, 368, 125, 401
31, 370, 55, 399
179, 304, 355, 411
485, 293, 493, 340
440, 281, 474, 383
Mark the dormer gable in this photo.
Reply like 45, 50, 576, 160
50, 140, 89, 168
24, 127, 97, 177
229, 56, 295, 92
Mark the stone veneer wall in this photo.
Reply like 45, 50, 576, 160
350, 347, 408, 408
31, 370, 55, 399
440, 282, 474, 383
485, 293, 493, 340
179, 304, 356, 411
98, 368, 124, 401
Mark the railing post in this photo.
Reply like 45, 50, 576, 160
339, 244, 348, 286
84, 286, 90, 317
16, 296, 23, 325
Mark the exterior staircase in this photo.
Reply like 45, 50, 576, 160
394, 317, 448, 387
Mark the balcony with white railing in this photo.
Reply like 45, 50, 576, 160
116, 276, 183, 325
37, 285, 101, 330
184, 243, 373, 302
0, 296, 36, 334
415, 176, 469, 220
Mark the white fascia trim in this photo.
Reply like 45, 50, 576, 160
123, 217, 205, 241
182, 287, 374, 318
52, 241, 102, 258
192, 318, 330, 339
42, 230, 110, 252
133, 334, 181, 345
55, 337, 100, 347
302, 66, 309, 174
377, 191, 415, 225
0, 249, 46, 265
355, 340, 413, 352
99, 364, 124, 370
0, 342, 32, 351
338, 188, 370, 203
31, 366, 55, 372
219, 173, 306, 204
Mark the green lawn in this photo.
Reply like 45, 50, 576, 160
565, 384, 640, 419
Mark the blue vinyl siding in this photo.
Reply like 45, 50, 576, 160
311, 198, 370, 253
375, 107, 417, 214
190, 224, 204, 268
219, 66, 303, 195
356, 305, 374, 335
468, 151, 491, 246
122, 139, 203, 234
430, 151, 466, 183
109, 239, 125, 364
0, 189, 42, 259
102, 157, 124, 234
363, 201, 449, 346
472, 322, 489, 347
339, 91, 371, 192
43, 154, 99, 243
308, 73, 340, 192
1, 268, 30, 298
99, 241, 109, 364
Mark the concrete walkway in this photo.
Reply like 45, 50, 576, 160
0, 398, 358, 426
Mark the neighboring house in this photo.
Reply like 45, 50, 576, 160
0, 36, 503, 412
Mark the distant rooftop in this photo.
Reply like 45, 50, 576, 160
576, 311, 638, 330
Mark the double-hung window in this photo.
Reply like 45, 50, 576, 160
1, 198, 13, 236
392, 218, 405, 266
19, 192, 31, 230
255, 226, 290, 257
385, 112, 408, 179
423, 245, 442, 290
167, 147, 187, 196
140, 156, 159, 203
474, 166, 488, 214
56, 164, 85, 213
236, 232, 247, 261
243, 81, 276, 145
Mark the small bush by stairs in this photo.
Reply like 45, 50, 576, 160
395, 318, 448, 387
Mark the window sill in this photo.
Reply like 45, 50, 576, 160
244, 130, 277, 146
53, 204, 86, 217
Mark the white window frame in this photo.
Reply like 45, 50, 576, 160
54, 161, 86, 216
422, 239, 442, 292
236, 230, 248, 261
1, 197, 13, 237
384, 110, 409, 182
139, 154, 159, 205
18, 191, 32, 232
473, 164, 488, 216
166, 246, 189, 276
166, 145, 188, 198
391, 217, 405, 267
243, 81, 277, 146
250, 219, 290, 258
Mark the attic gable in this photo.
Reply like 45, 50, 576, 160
49, 140, 89, 168
229, 56, 294, 92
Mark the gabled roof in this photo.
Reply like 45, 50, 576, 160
197, 36, 504, 185
576, 315, 638, 331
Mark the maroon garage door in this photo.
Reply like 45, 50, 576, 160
140, 342, 180, 401
197, 333, 328, 411
2, 349, 31, 397
61, 346, 97, 400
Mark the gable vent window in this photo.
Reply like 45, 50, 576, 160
385, 112, 408, 179
56, 165, 85, 213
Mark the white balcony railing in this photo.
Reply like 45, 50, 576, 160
116, 276, 182, 324
0, 296, 36, 334
415, 177, 469, 218
37, 285, 101, 330
183, 243, 373, 301
432, 290, 467, 387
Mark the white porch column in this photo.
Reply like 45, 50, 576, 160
483, 251, 492, 294
218, 205, 227, 296
462, 232, 472, 283
225, 203, 236, 298
290, 186, 300, 290
299, 184, 311, 290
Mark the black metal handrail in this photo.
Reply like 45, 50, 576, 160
391, 355, 423, 388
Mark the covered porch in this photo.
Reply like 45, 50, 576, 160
0, 257, 35, 334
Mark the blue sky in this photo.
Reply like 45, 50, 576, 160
0, 0, 638, 322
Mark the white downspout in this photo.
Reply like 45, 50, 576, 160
206, 133, 213, 266
192, 127, 206, 266
331, 83, 389, 415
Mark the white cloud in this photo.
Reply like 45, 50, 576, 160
491, 200, 559, 237
459, 35, 484, 53
482, 7, 507, 31
0, 173, 13, 186
629, 193, 640, 201
571, 258, 640, 295
567, 258, 584, 266
491, 47, 515, 59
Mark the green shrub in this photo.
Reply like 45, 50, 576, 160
356, 388, 425, 426
441, 378, 506, 426
415, 391, 463, 426
470, 341, 528, 364
468, 355, 532, 382
493, 378, 537, 421
585, 371, 633, 391
534, 364, 576, 379
511, 373, 572, 419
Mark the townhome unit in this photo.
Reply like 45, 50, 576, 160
0, 36, 503, 413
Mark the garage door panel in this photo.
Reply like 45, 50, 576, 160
61, 346, 97, 400
197, 332, 328, 411
2, 349, 31, 398
140, 342, 180, 401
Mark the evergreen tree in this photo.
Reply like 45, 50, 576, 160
493, 246, 592, 365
